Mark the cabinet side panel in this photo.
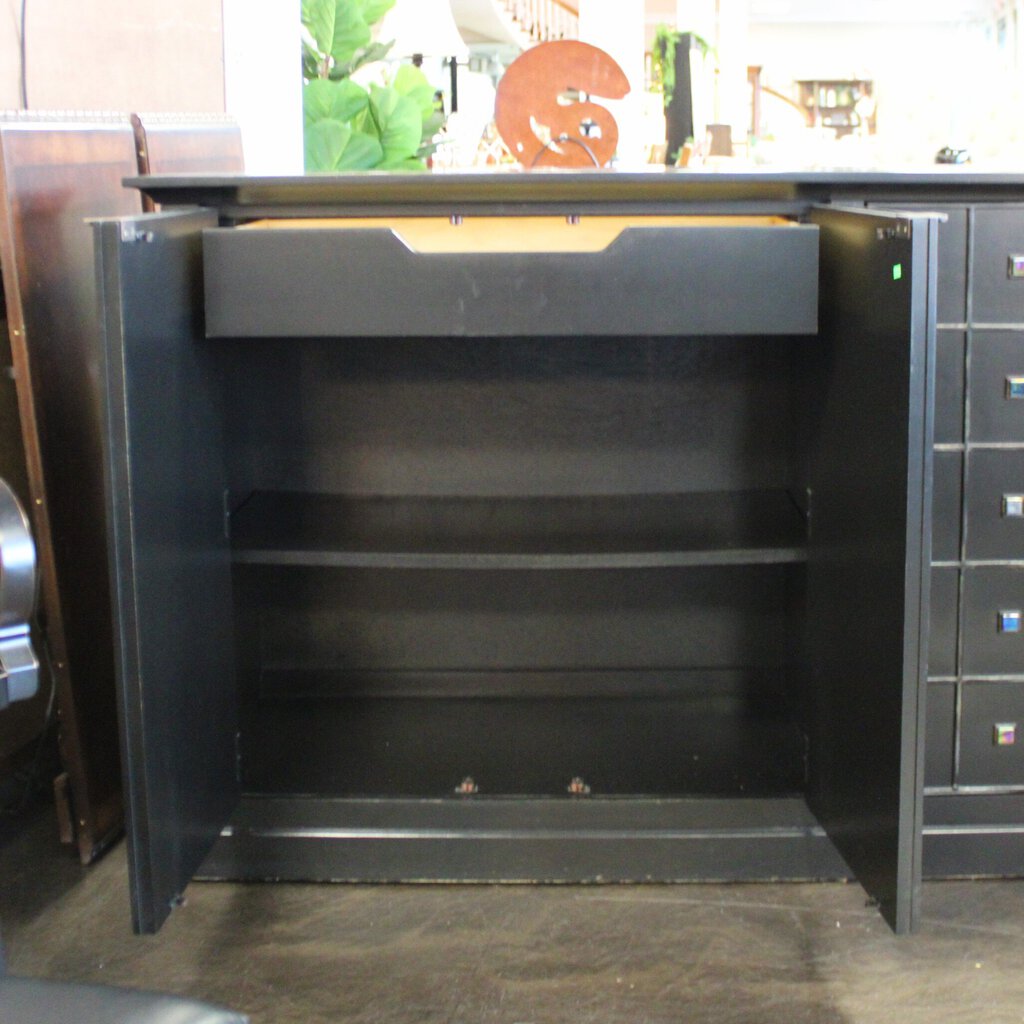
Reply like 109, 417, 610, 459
95, 211, 239, 933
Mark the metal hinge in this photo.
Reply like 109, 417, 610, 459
876, 222, 912, 241
120, 224, 155, 244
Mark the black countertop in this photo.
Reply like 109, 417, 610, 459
128, 168, 1024, 218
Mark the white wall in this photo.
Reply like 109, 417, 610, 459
578, 0, 647, 165
748, 17, 1022, 163
222, 0, 303, 173
1, 0, 224, 112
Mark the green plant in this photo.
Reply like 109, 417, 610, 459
651, 24, 714, 106
301, 0, 443, 171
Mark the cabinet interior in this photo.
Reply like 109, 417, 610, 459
219, 332, 817, 802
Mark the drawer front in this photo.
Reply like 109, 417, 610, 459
962, 566, 1024, 676
929, 567, 959, 678
925, 681, 957, 788
933, 450, 962, 562
935, 330, 965, 444
203, 221, 820, 338
968, 331, 1024, 443
958, 681, 1024, 787
972, 207, 1024, 325
965, 449, 1024, 560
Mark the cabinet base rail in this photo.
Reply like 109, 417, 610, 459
199, 796, 853, 883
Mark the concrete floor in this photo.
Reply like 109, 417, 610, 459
4, 804, 1024, 1024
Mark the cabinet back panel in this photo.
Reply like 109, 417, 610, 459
240, 692, 807, 797
216, 336, 801, 498
237, 565, 797, 679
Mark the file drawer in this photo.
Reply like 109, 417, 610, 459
958, 681, 1024, 787
968, 331, 1024, 443
972, 207, 1024, 325
962, 567, 1024, 676
965, 449, 1024, 560
202, 216, 820, 338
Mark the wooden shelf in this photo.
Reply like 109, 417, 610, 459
230, 489, 808, 570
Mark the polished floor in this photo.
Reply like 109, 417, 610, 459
3, 803, 1024, 1024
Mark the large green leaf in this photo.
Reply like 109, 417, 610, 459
392, 64, 436, 120
336, 131, 386, 169
368, 85, 423, 164
303, 78, 368, 127
358, 0, 396, 28
330, 2, 371, 69
305, 119, 351, 170
331, 38, 394, 79
302, 45, 321, 81
301, 0, 336, 56
304, 119, 383, 171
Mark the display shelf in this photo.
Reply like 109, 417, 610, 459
230, 489, 808, 571
796, 79, 874, 138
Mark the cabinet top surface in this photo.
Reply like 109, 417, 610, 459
127, 169, 1024, 216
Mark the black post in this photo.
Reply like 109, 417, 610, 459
665, 34, 695, 164
449, 56, 459, 113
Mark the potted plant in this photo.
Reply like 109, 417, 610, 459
301, 0, 444, 171
651, 24, 714, 165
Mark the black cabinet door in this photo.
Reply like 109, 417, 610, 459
805, 207, 935, 933
95, 210, 240, 934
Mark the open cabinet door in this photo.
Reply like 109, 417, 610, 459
805, 206, 936, 934
94, 209, 240, 933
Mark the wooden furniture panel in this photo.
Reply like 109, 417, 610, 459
0, 114, 141, 861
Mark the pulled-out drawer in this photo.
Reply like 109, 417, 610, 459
202, 215, 819, 338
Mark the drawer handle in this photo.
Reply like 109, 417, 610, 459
1009, 255, 1024, 279
1006, 376, 1024, 399
1003, 494, 1024, 518
994, 722, 1017, 746
998, 610, 1022, 633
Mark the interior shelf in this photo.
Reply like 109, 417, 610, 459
230, 489, 808, 570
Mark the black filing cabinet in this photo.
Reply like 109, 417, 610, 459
94, 172, 1024, 938
916, 198, 1024, 875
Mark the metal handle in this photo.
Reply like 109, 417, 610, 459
0, 478, 38, 708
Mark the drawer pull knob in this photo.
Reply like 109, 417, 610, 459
1009, 255, 1024, 279
998, 610, 1022, 633
1006, 377, 1024, 400
994, 722, 1017, 746
1003, 495, 1024, 518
